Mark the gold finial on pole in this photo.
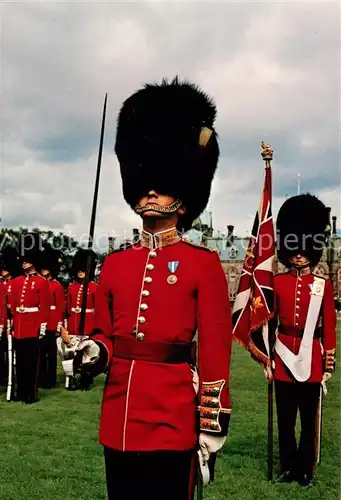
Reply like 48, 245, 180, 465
261, 141, 273, 168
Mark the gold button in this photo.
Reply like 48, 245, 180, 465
296, 305, 299, 309
137, 332, 145, 341
142, 290, 150, 297
296, 298, 300, 301
140, 303, 148, 311
298, 284, 302, 288
138, 316, 146, 323
146, 264, 154, 271
297, 291, 301, 295
149, 251, 157, 258
144, 277, 152, 283
296, 313, 299, 317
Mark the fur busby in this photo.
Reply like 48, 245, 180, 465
0, 247, 21, 277
39, 248, 62, 278
18, 232, 43, 268
276, 194, 329, 268
71, 249, 97, 280
115, 76, 220, 232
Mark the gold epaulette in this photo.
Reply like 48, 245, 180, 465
182, 238, 217, 252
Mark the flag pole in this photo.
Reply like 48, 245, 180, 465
261, 141, 274, 481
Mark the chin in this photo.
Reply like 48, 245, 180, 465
142, 210, 166, 218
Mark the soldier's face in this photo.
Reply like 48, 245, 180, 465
78, 271, 85, 279
138, 190, 185, 218
22, 261, 33, 270
289, 254, 310, 267
41, 269, 50, 278
1, 269, 9, 279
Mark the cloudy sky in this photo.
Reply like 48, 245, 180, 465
1, 0, 340, 249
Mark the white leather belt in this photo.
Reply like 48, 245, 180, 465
71, 307, 94, 313
16, 306, 39, 313
50, 305, 56, 310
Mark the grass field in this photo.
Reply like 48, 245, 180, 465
0, 324, 340, 500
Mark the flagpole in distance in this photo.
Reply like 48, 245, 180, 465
260, 141, 274, 482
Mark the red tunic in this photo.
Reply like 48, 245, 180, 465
92, 232, 232, 452
47, 279, 65, 331
10, 273, 51, 339
0, 281, 5, 329
67, 281, 97, 335
274, 269, 336, 383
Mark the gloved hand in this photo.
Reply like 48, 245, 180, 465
72, 339, 101, 391
0, 325, 3, 336
39, 323, 47, 338
56, 321, 62, 333
75, 339, 100, 366
323, 372, 332, 383
191, 366, 199, 394
199, 433, 226, 462
263, 365, 273, 383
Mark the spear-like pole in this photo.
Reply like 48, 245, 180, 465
78, 94, 108, 336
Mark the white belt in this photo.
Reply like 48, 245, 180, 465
50, 305, 56, 310
16, 306, 39, 313
71, 307, 94, 313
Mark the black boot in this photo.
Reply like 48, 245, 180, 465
274, 470, 296, 483
298, 474, 314, 487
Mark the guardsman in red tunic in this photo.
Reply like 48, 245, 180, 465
38, 249, 65, 389
269, 194, 336, 486
10, 233, 51, 403
0, 248, 21, 390
64, 249, 97, 390
69, 78, 233, 499
0, 279, 5, 387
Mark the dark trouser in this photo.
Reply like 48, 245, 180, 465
104, 447, 196, 500
14, 337, 40, 402
38, 331, 57, 388
275, 380, 320, 478
0, 333, 8, 387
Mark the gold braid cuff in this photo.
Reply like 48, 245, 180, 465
325, 348, 336, 373
199, 380, 231, 435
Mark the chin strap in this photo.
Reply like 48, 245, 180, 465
134, 199, 183, 215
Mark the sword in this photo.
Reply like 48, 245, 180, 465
78, 94, 107, 337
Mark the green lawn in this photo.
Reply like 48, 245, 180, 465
0, 324, 340, 500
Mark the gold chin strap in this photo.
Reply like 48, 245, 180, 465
134, 199, 183, 215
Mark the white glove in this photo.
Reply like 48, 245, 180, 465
191, 366, 199, 394
64, 319, 68, 329
323, 372, 332, 383
75, 339, 100, 366
197, 449, 210, 486
56, 321, 62, 333
0, 325, 3, 336
39, 323, 47, 337
263, 365, 273, 382
199, 433, 226, 462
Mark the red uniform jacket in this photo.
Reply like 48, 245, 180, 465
47, 279, 65, 331
0, 281, 5, 330
10, 273, 51, 339
67, 281, 97, 335
273, 269, 336, 383
92, 231, 232, 452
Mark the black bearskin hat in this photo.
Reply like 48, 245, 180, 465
0, 247, 21, 277
18, 232, 43, 268
276, 194, 329, 268
71, 249, 97, 281
40, 248, 62, 278
115, 76, 219, 232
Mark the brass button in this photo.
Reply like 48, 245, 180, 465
296, 297, 300, 301
137, 332, 145, 341
298, 284, 302, 288
149, 251, 157, 258
144, 277, 152, 283
138, 316, 146, 323
297, 291, 301, 295
140, 303, 148, 311
146, 264, 154, 271
296, 305, 299, 309
142, 290, 150, 297
296, 313, 299, 317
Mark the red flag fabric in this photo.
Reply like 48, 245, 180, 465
232, 165, 275, 367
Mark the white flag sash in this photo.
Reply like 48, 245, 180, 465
275, 276, 325, 382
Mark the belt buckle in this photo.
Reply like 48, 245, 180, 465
18, 306, 25, 313
74, 307, 81, 313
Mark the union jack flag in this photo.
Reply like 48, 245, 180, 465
232, 163, 275, 367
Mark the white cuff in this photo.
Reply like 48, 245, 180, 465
40, 323, 47, 336
57, 321, 62, 333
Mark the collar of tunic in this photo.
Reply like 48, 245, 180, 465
141, 227, 181, 249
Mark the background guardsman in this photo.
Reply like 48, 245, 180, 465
71, 77, 233, 499
39, 248, 65, 389
270, 194, 336, 486
0, 248, 21, 390
0, 278, 5, 388
10, 233, 51, 404
64, 248, 97, 390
